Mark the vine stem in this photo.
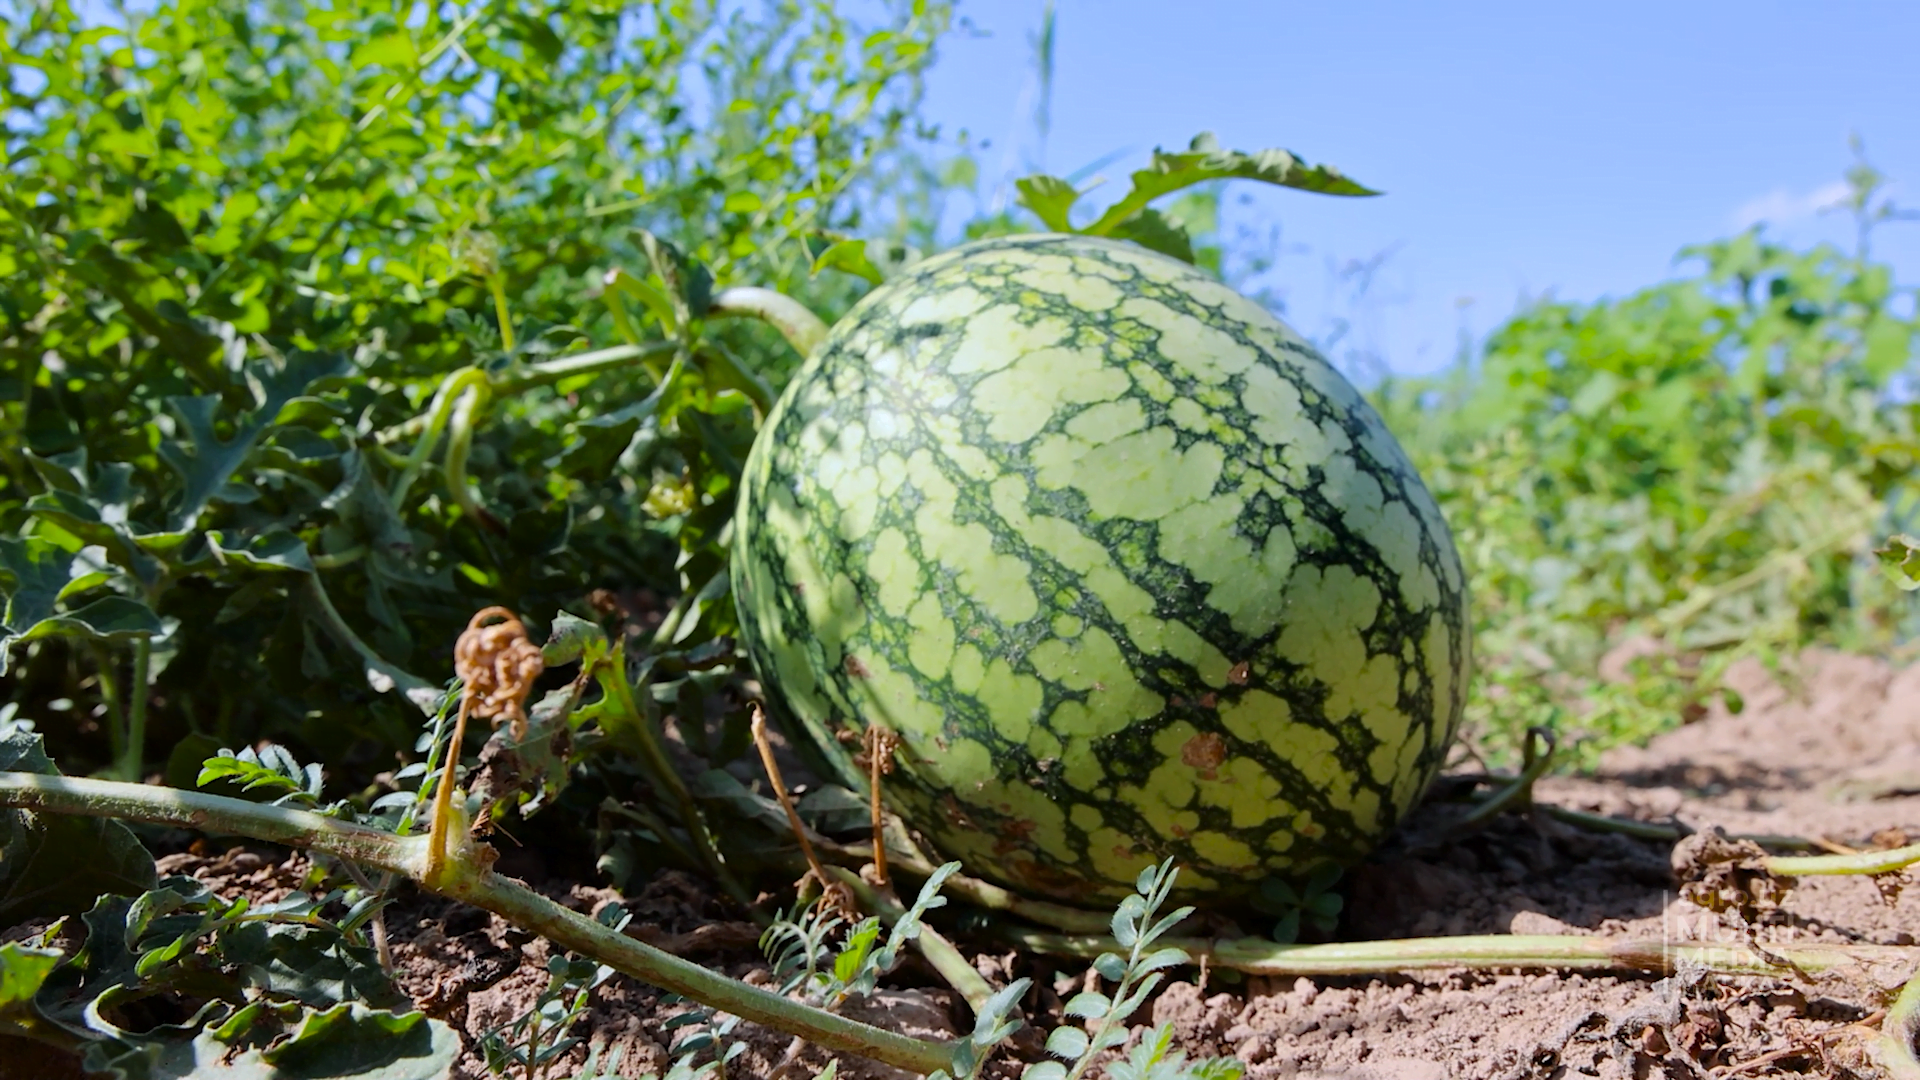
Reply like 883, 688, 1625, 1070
590, 651, 751, 908
1537, 804, 1822, 850
1449, 726, 1554, 833
120, 636, 151, 782
424, 691, 474, 881
91, 643, 130, 775
819, 837, 1114, 935
298, 575, 442, 715
708, 287, 830, 358
388, 366, 487, 511
0, 772, 960, 1077
1765, 841, 1920, 877
374, 343, 678, 446
1875, 969, 1920, 1078
829, 866, 997, 1017
997, 926, 1919, 984
442, 382, 502, 532
501, 341, 679, 393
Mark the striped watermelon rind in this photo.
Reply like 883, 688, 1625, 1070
731, 233, 1469, 903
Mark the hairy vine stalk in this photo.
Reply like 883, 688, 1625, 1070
14, 766, 1920, 1074
708, 286, 830, 358
0, 772, 961, 1076
1875, 970, 1920, 1078
998, 927, 1920, 984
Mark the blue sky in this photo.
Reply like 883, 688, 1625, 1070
917, 1, 1920, 377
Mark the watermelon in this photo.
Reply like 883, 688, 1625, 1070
730, 233, 1469, 904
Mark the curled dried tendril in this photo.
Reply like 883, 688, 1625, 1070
427, 607, 544, 879
454, 606, 545, 740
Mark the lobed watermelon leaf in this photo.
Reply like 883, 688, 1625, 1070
1011, 132, 1379, 266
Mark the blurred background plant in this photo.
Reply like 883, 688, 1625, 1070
1367, 156, 1920, 767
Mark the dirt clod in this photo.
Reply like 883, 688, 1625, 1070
1671, 825, 1792, 921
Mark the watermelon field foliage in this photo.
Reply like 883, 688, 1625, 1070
3, 0, 1920, 921
0, 0, 959, 789
1367, 162, 1920, 767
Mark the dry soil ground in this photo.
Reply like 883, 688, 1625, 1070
14, 647, 1920, 1079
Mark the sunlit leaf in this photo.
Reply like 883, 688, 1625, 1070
808, 238, 886, 285
1877, 534, 1920, 592
1014, 175, 1079, 232
1082, 132, 1379, 239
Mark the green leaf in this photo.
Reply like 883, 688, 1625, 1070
540, 610, 609, 667
156, 396, 261, 531
1013, 175, 1080, 232
793, 784, 869, 834
260, 1003, 456, 1079
1864, 315, 1912, 382
971, 976, 1030, 1045
81, 1007, 456, 1080
0, 941, 62, 1010
350, 32, 418, 70
1043, 1024, 1088, 1060
1110, 893, 1144, 948
831, 923, 878, 986
1877, 534, 1920, 591
1082, 132, 1379, 239
807, 239, 886, 285
157, 352, 349, 532
0, 537, 164, 673
19, 451, 167, 587
14, 596, 166, 644
1134, 946, 1189, 975
1062, 990, 1109, 1019
0, 722, 157, 925
1304, 864, 1344, 895
196, 745, 322, 804
1, 537, 84, 643
21, 491, 163, 587
1105, 207, 1195, 264
206, 530, 316, 574
1270, 909, 1301, 944
688, 769, 789, 832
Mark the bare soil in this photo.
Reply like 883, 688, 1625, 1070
20, 647, 1920, 1079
